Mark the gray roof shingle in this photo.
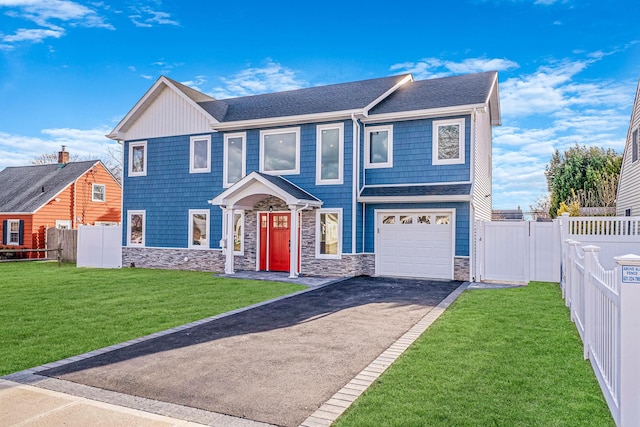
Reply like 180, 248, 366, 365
256, 172, 320, 202
199, 74, 411, 122
368, 71, 497, 115
0, 161, 98, 213
360, 184, 472, 198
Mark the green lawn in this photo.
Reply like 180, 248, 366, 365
0, 261, 304, 376
335, 282, 614, 427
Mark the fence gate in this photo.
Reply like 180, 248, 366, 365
475, 221, 560, 284
77, 225, 122, 268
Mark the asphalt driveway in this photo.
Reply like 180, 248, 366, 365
41, 276, 461, 427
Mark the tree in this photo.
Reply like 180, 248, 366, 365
30, 145, 122, 184
544, 144, 622, 218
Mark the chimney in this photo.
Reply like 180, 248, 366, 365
58, 145, 69, 164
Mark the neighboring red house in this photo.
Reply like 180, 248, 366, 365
0, 149, 121, 258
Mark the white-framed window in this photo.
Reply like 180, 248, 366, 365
92, 183, 106, 202
55, 220, 72, 230
127, 210, 145, 246
222, 210, 244, 255
432, 118, 465, 165
260, 127, 300, 175
365, 125, 393, 168
190, 135, 211, 173
188, 209, 210, 249
128, 141, 147, 177
6, 219, 21, 245
223, 132, 246, 187
632, 128, 638, 163
316, 123, 344, 185
315, 208, 342, 259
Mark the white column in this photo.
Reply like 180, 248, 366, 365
289, 205, 299, 278
224, 207, 235, 274
615, 253, 640, 426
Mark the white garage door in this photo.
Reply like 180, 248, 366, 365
376, 211, 454, 279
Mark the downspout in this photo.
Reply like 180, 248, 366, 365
351, 113, 360, 255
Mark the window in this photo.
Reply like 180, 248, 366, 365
316, 209, 342, 259
92, 184, 106, 202
633, 129, 638, 163
260, 127, 300, 175
128, 141, 147, 177
190, 135, 211, 173
224, 132, 246, 187
316, 123, 344, 184
3, 219, 21, 245
233, 211, 243, 254
189, 209, 210, 249
365, 125, 393, 168
435, 215, 450, 225
127, 210, 145, 246
433, 118, 465, 165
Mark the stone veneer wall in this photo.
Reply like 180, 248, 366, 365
122, 247, 225, 272
454, 257, 470, 281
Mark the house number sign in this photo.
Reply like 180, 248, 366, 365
622, 266, 640, 284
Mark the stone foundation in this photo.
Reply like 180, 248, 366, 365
454, 257, 470, 281
123, 247, 225, 272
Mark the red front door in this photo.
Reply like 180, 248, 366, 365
259, 212, 290, 272
259, 212, 300, 272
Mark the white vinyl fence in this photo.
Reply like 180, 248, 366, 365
562, 243, 640, 427
77, 225, 122, 268
475, 220, 560, 283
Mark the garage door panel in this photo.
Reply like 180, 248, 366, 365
377, 211, 453, 280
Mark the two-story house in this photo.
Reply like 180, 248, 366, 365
617, 78, 640, 216
107, 71, 500, 281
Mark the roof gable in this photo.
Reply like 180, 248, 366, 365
0, 161, 99, 213
107, 76, 219, 141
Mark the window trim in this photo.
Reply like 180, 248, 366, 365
259, 127, 301, 175
223, 132, 247, 187
432, 118, 465, 166
365, 125, 393, 169
91, 183, 106, 202
315, 208, 342, 259
316, 123, 344, 185
632, 128, 638, 163
127, 210, 146, 247
190, 135, 211, 174
188, 209, 210, 249
128, 141, 147, 177
6, 219, 20, 246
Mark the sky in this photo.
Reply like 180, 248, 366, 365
1, 0, 639, 210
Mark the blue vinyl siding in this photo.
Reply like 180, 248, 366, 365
122, 120, 355, 251
363, 116, 471, 185
363, 202, 470, 257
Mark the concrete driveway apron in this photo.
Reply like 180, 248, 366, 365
37, 276, 462, 427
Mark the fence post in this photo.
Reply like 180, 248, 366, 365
582, 245, 600, 361
57, 242, 62, 268
567, 240, 580, 312
615, 254, 640, 426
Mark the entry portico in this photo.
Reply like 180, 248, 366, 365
209, 171, 322, 278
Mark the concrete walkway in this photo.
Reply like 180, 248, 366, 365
2, 277, 471, 427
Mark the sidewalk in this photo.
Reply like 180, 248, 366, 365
0, 379, 206, 427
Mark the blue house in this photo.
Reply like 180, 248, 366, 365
107, 71, 500, 281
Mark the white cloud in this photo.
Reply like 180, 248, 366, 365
2, 27, 64, 43
0, 0, 113, 29
390, 57, 519, 80
0, 127, 119, 171
129, 6, 179, 28
210, 60, 307, 99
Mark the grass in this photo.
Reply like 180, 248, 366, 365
0, 261, 305, 376
334, 282, 615, 427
